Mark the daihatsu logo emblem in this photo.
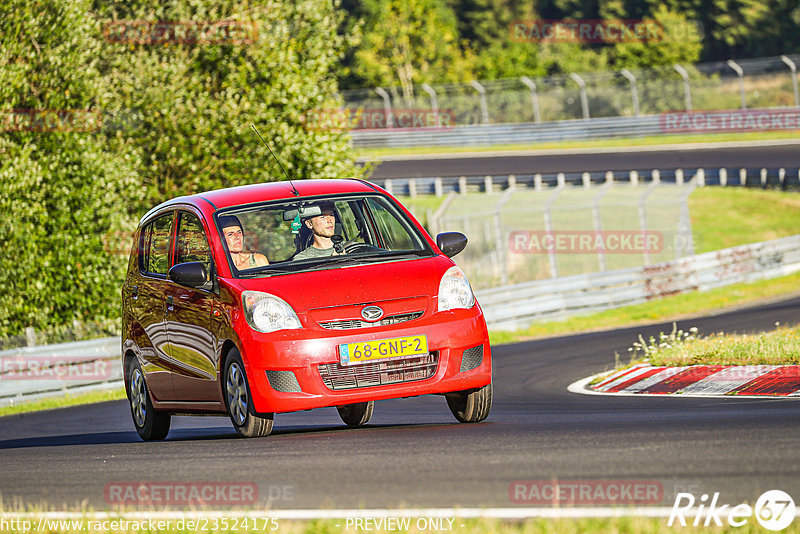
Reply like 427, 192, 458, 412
361, 306, 384, 321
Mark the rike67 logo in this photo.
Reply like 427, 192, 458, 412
669, 490, 795, 531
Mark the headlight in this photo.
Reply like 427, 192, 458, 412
242, 291, 302, 333
437, 266, 475, 312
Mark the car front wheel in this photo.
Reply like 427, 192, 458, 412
446, 382, 492, 423
127, 359, 171, 441
337, 401, 374, 427
224, 349, 274, 438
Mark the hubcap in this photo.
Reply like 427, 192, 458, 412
130, 368, 146, 428
226, 362, 248, 426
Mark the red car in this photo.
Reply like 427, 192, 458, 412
121, 179, 492, 440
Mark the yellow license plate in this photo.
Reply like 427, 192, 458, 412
339, 335, 428, 366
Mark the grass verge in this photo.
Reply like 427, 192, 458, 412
628, 323, 800, 367
487, 270, 800, 347
355, 130, 800, 158
0, 387, 125, 417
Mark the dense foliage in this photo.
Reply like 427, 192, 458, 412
0, 0, 362, 338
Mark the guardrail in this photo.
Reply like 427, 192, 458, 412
2, 235, 798, 405
476, 234, 800, 330
374, 167, 800, 197
351, 108, 800, 148
0, 337, 122, 407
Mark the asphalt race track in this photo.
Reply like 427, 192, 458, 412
1, 296, 799, 510
367, 144, 800, 179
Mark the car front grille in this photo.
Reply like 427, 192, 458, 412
318, 311, 424, 330
318, 352, 439, 391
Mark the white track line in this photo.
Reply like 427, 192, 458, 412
0, 507, 682, 520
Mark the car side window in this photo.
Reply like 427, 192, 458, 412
175, 212, 212, 281
140, 213, 173, 276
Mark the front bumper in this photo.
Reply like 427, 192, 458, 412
238, 309, 492, 414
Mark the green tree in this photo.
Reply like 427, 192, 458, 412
94, 0, 363, 208
611, 6, 703, 69
352, 0, 473, 102
0, 0, 143, 336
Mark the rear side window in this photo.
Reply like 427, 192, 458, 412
140, 213, 173, 276
174, 212, 212, 280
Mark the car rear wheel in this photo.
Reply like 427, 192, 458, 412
446, 382, 492, 423
337, 401, 374, 427
224, 349, 274, 438
127, 360, 171, 441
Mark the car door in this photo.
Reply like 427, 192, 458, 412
131, 211, 176, 401
163, 210, 220, 402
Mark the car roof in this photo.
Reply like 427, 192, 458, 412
139, 178, 382, 224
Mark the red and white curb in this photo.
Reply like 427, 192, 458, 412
569, 363, 800, 398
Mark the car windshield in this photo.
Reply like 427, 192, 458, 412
215, 194, 433, 277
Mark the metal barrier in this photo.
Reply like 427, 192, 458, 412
0, 337, 122, 406
351, 109, 800, 148
375, 167, 800, 197
476, 234, 800, 330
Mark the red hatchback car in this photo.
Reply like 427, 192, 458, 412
121, 179, 492, 440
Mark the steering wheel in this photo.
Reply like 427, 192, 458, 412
343, 241, 377, 254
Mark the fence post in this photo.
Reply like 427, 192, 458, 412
520, 76, 542, 123
374, 87, 394, 129
408, 178, 417, 198
696, 168, 705, 187
719, 168, 727, 186
761, 168, 768, 188
569, 73, 590, 119
534, 173, 543, 191
25, 327, 37, 347
673, 64, 692, 112
484, 175, 494, 194
557, 172, 566, 188
630, 170, 639, 186
420, 83, 440, 128
726, 60, 746, 110
470, 80, 490, 124
652, 169, 660, 184
779, 168, 786, 189
620, 69, 640, 117
638, 181, 659, 265
434, 177, 443, 197
592, 182, 612, 271
781, 56, 799, 107
543, 186, 565, 278
582, 172, 591, 188
740, 168, 748, 186
605, 171, 614, 184
508, 174, 517, 190
676, 169, 684, 185
384, 179, 393, 195
459, 176, 468, 194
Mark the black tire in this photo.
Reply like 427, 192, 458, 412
127, 359, 171, 441
337, 401, 374, 427
224, 349, 274, 438
446, 381, 492, 423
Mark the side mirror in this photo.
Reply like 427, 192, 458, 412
436, 232, 468, 258
169, 262, 208, 288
